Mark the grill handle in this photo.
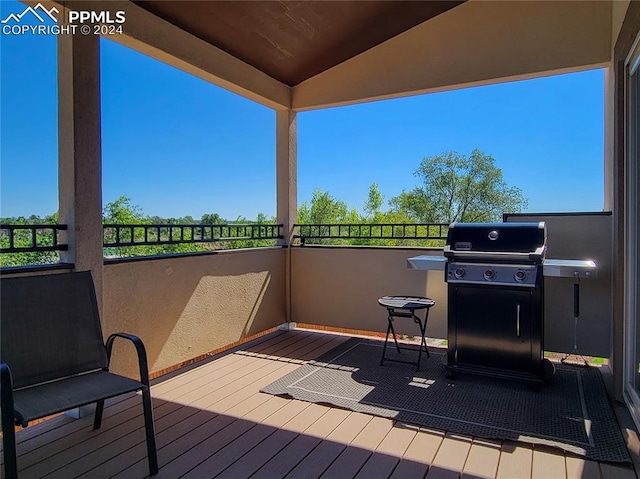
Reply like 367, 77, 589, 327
516, 303, 521, 337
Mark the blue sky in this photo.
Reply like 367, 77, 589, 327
1, 0, 605, 220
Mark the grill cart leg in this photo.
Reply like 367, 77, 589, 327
560, 276, 590, 367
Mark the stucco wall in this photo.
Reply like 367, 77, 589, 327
290, 247, 448, 339
103, 247, 285, 378
505, 213, 613, 357
290, 214, 613, 358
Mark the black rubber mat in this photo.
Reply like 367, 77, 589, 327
262, 338, 630, 463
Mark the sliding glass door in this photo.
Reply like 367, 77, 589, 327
624, 32, 640, 425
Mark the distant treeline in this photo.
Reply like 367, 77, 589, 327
0, 196, 278, 266
1, 150, 527, 265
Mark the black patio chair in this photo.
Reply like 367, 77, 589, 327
0, 271, 158, 478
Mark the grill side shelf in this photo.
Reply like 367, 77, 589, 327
542, 259, 597, 279
406, 255, 447, 271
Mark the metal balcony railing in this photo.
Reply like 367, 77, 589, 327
293, 223, 449, 246
0, 224, 68, 253
103, 223, 283, 248
0, 222, 284, 266
1, 221, 448, 266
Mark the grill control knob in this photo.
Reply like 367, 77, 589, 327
483, 269, 496, 281
515, 270, 527, 283
454, 267, 466, 279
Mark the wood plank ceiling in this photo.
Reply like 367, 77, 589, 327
134, 1, 465, 86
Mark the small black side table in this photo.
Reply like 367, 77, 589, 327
378, 295, 435, 371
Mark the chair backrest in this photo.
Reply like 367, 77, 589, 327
0, 271, 108, 389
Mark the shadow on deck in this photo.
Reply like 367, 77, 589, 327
4, 329, 638, 479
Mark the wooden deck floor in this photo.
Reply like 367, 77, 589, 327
4, 329, 638, 479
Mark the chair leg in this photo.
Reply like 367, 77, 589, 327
417, 317, 429, 358
1, 364, 18, 479
422, 309, 431, 358
421, 334, 429, 358
415, 317, 426, 371
141, 386, 159, 475
388, 316, 401, 353
1, 409, 18, 479
412, 309, 432, 371
93, 399, 105, 430
381, 320, 392, 366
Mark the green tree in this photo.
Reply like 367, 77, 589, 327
364, 183, 384, 220
298, 189, 358, 224
200, 213, 226, 225
297, 189, 360, 245
390, 149, 527, 223
103, 196, 145, 224
255, 213, 271, 224
102, 196, 206, 258
225, 213, 278, 249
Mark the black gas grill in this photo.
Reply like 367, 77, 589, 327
443, 222, 554, 386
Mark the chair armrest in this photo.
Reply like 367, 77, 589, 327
1, 362, 26, 428
105, 333, 151, 387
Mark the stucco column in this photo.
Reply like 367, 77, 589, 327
276, 109, 297, 244
276, 109, 297, 325
57, 23, 104, 313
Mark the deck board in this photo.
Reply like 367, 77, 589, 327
284, 440, 346, 478
243, 396, 294, 424
601, 463, 639, 479
216, 428, 299, 479
461, 438, 502, 479
426, 433, 473, 479
403, 427, 445, 466
360, 421, 420, 479
389, 458, 430, 479
150, 332, 336, 478
83, 403, 202, 479
319, 445, 371, 478
531, 445, 567, 479
325, 412, 373, 444
300, 407, 351, 439
376, 423, 418, 457
287, 413, 375, 478
565, 454, 601, 479
496, 441, 533, 479
250, 433, 322, 478
283, 403, 333, 434
36, 402, 183, 479
3, 329, 635, 479
10, 394, 138, 462
148, 331, 293, 396
153, 415, 254, 478
20, 400, 173, 477
259, 399, 312, 429
180, 422, 276, 478
352, 416, 394, 450
256, 407, 371, 478
355, 452, 401, 479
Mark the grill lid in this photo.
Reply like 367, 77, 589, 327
444, 222, 547, 260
